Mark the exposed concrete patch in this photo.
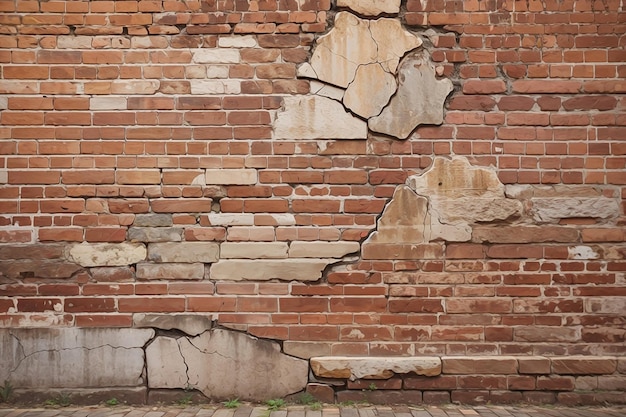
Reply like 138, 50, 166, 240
146, 328, 308, 401
0, 328, 153, 388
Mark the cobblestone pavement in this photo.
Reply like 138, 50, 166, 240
1, 404, 625, 417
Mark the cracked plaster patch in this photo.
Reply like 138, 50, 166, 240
1, 328, 153, 388
343, 63, 397, 118
368, 50, 454, 138
280, 10, 450, 141
146, 328, 308, 401
273, 95, 367, 140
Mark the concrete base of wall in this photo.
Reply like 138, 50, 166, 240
1, 328, 624, 406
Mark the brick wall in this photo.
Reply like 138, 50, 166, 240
0, 0, 625, 405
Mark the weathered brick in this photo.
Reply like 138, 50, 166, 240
442, 356, 519, 374
136, 263, 205, 280
552, 357, 617, 375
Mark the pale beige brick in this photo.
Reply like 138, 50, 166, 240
205, 169, 257, 185
220, 242, 288, 259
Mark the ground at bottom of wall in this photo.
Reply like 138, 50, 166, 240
1, 403, 626, 417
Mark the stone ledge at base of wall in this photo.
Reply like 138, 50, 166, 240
306, 355, 626, 406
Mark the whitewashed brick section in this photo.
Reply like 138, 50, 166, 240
289, 241, 361, 258
57, 36, 92, 48
205, 169, 257, 185
193, 49, 241, 63
218, 36, 258, 48
111, 80, 159, 94
206, 213, 255, 226
258, 214, 297, 225
220, 242, 289, 259
136, 263, 205, 280
90, 97, 127, 110
186, 65, 208, 78
148, 242, 219, 263
191, 80, 241, 95
0, 169, 7, 184
207, 65, 230, 79
210, 259, 331, 281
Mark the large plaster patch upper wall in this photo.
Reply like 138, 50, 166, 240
274, 4, 453, 140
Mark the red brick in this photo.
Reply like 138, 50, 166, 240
389, 299, 443, 313
512, 80, 581, 93
463, 79, 507, 94
65, 297, 116, 312
17, 298, 62, 312
118, 297, 185, 312
84, 227, 127, 242
537, 376, 575, 391
187, 296, 237, 312
75, 314, 133, 327
151, 199, 213, 213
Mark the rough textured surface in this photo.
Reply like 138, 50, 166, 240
1, 328, 153, 388
310, 356, 442, 380
409, 156, 522, 226
146, 329, 308, 401
67, 243, 147, 267
364, 156, 523, 254
363, 186, 431, 244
